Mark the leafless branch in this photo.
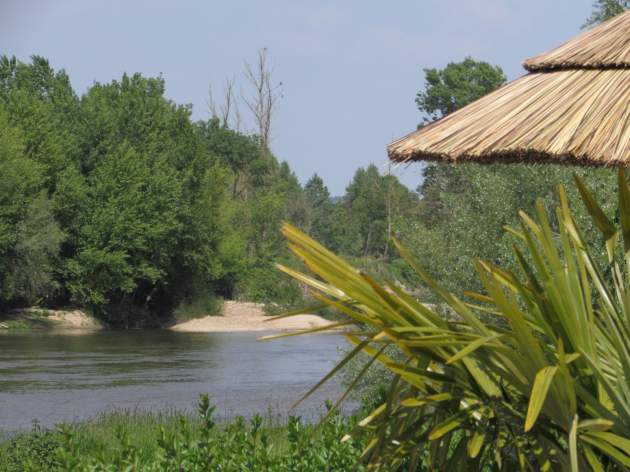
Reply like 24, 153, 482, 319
242, 48, 283, 153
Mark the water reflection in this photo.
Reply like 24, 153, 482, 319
0, 331, 347, 430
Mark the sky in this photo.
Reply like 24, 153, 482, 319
1, 0, 594, 195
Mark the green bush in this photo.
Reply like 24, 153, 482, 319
0, 423, 60, 472
238, 265, 304, 307
173, 293, 223, 323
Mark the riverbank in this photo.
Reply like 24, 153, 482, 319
0, 302, 336, 333
0, 307, 102, 331
0, 398, 364, 471
170, 300, 337, 332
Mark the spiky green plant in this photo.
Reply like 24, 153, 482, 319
269, 172, 630, 471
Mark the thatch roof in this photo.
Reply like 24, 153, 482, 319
388, 10, 630, 166
524, 11, 630, 71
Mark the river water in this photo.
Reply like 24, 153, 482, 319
0, 330, 348, 431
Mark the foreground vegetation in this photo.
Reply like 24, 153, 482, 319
0, 397, 366, 471
277, 164, 630, 472
280, 170, 630, 470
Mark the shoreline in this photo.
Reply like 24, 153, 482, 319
0, 302, 340, 334
169, 301, 338, 333
0, 307, 102, 331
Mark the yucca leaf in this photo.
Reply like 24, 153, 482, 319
288, 335, 370, 411
316, 344, 387, 428
258, 320, 352, 341
587, 431, 630, 455
428, 411, 466, 441
446, 333, 504, 365
581, 435, 630, 467
467, 431, 485, 458
569, 414, 578, 472
393, 237, 489, 335
618, 169, 630, 262
262, 301, 332, 321
574, 175, 616, 241
578, 419, 614, 431
525, 366, 558, 432
400, 392, 452, 408
583, 445, 606, 472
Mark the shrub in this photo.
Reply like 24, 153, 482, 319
0, 423, 60, 472
173, 293, 223, 323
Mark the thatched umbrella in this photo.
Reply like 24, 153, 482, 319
388, 10, 629, 166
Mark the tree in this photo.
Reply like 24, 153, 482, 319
0, 54, 313, 322
0, 106, 62, 306
584, 0, 628, 27
207, 76, 241, 130
243, 48, 282, 153
0, 55, 80, 185
416, 57, 506, 125
304, 174, 330, 232
6, 194, 64, 304
303, 174, 336, 247
414, 58, 507, 228
340, 165, 418, 258
64, 143, 183, 317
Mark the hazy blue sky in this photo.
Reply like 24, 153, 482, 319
1, 1, 594, 194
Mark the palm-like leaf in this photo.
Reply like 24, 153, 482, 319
274, 171, 630, 470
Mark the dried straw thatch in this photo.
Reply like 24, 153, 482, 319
388, 10, 630, 166
524, 11, 630, 71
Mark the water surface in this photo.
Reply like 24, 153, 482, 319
0, 330, 347, 430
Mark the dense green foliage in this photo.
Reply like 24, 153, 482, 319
0, 52, 620, 326
415, 57, 506, 126
0, 55, 423, 325
0, 106, 63, 304
0, 397, 366, 471
0, 57, 244, 324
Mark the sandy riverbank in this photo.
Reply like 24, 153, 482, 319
170, 301, 337, 333
0, 307, 103, 331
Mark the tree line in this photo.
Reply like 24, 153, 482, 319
0, 54, 420, 326
1, 1, 623, 326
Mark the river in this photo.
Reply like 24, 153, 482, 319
0, 330, 348, 431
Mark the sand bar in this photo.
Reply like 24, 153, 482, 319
170, 301, 337, 333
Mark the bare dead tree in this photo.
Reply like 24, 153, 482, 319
206, 84, 218, 120
206, 48, 281, 140
242, 48, 283, 153
233, 94, 242, 132
220, 77, 235, 128
207, 77, 242, 131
